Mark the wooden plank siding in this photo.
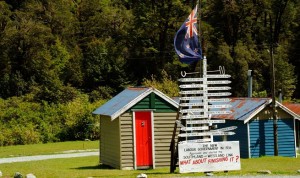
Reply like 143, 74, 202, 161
100, 116, 121, 169
249, 118, 295, 157
153, 112, 179, 168
214, 120, 249, 158
119, 113, 135, 170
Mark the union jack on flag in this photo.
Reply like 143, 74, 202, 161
185, 7, 198, 39
174, 5, 202, 64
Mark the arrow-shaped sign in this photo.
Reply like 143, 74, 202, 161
179, 138, 212, 144
208, 104, 232, 109
207, 74, 231, 78
206, 92, 231, 97
207, 87, 231, 90
207, 80, 231, 84
178, 131, 235, 137
179, 90, 204, 95
186, 120, 226, 124
181, 126, 209, 131
207, 98, 232, 102
180, 96, 204, 100
180, 102, 204, 107
210, 131, 235, 136
181, 115, 207, 119
208, 111, 232, 115
179, 84, 205, 88
180, 108, 205, 113
211, 126, 237, 132
178, 78, 203, 82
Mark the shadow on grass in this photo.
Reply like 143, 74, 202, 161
74, 164, 114, 170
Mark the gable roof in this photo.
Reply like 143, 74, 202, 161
283, 102, 300, 117
92, 87, 178, 120
210, 98, 300, 123
173, 97, 300, 123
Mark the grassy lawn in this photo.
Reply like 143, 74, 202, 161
0, 141, 99, 158
0, 142, 300, 177
1, 156, 300, 178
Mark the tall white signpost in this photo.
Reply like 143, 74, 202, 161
177, 56, 241, 173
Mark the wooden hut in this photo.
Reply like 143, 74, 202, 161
93, 87, 179, 170
212, 98, 300, 158
282, 102, 300, 150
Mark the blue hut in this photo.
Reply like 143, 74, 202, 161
212, 98, 300, 158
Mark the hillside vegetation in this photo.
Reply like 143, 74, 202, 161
0, 0, 300, 145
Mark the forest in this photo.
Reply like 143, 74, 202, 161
0, 0, 299, 145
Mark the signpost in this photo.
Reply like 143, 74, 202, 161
171, 56, 240, 174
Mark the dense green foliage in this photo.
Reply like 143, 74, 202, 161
0, 93, 103, 146
0, 0, 299, 145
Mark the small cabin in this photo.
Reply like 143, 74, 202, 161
212, 98, 300, 158
93, 87, 179, 170
282, 102, 300, 150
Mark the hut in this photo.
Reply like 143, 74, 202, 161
282, 102, 300, 150
212, 98, 300, 158
93, 87, 179, 170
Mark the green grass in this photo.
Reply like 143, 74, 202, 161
0, 141, 99, 158
1, 156, 300, 178
0, 142, 300, 178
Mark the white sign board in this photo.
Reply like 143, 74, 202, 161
178, 141, 241, 173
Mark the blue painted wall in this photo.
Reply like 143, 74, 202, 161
214, 120, 249, 158
249, 119, 295, 157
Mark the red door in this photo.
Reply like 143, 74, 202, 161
135, 111, 153, 167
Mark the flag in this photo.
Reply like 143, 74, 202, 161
174, 5, 202, 64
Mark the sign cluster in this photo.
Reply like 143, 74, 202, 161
177, 56, 240, 173
177, 57, 233, 143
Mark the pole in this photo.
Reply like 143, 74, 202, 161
270, 44, 278, 156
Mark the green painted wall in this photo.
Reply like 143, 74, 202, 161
130, 93, 177, 112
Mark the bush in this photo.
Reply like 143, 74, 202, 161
0, 92, 105, 146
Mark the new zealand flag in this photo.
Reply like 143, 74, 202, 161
174, 5, 202, 64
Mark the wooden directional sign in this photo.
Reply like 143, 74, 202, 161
186, 120, 225, 124
207, 98, 232, 102
178, 78, 203, 82
181, 115, 207, 119
180, 96, 204, 100
179, 131, 235, 137
179, 138, 211, 144
180, 102, 204, 107
179, 132, 211, 137
206, 92, 231, 97
181, 126, 209, 131
180, 108, 205, 113
207, 74, 231, 78
208, 104, 231, 109
211, 126, 237, 132
208, 111, 232, 115
207, 87, 231, 90
207, 80, 231, 84
179, 90, 204, 95
210, 131, 235, 136
179, 84, 205, 88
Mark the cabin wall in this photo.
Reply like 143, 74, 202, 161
153, 112, 179, 168
100, 116, 121, 169
249, 107, 296, 157
214, 120, 249, 158
120, 113, 135, 170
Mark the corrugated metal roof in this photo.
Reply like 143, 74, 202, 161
93, 87, 151, 119
283, 102, 300, 116
210, 98, 270, 122
92, 87, 178, 120
93, 86, 300, 122
173, 97, 271, 122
